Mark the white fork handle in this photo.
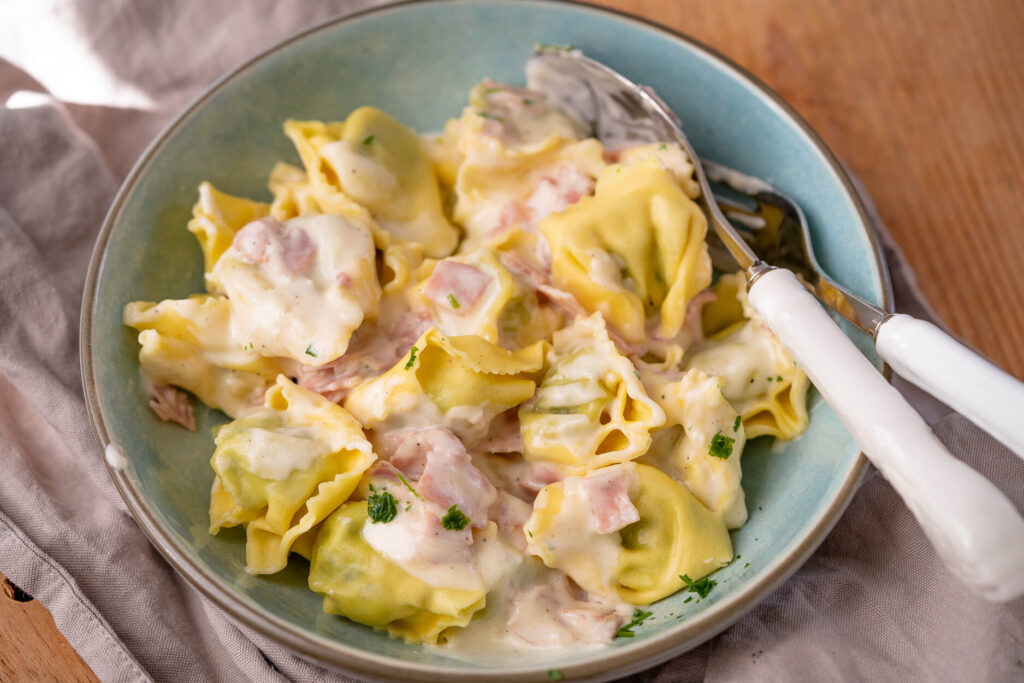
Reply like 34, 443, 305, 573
748, 268, 1024, 602
875, 314, 1024, 458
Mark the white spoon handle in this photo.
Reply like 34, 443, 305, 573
875, 314, 1024, 458
748, 268, 1024, 602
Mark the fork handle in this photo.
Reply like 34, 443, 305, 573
748, 268, 1024, 602
875, 314, 1024, 458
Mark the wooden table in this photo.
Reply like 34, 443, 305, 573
3, 0, 1022, 679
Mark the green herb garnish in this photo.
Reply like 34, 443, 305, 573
709, 432, 735, 459
483, 86, 505, 94
395, 471, 424, 500
361, 134, 375, 147
522, 98, 534, 105
684, 596, 693, 603
441, 504, 471, 531
447, 293, 461, 310
534, 42, 574, 52
477, 110, 506, 122
547, 670, 564, 681
733, 415, 741, 432
776, 375, 784, 382
633, 370, 642, 380
615, 608, 653, 638
367, 484, 397, 524
680, 574, 716, 598
304, 344, 317, 357
533, 406, 576, 415
404, 345, 418, 370
243, 342, 253, 351
658, 143, 668, 151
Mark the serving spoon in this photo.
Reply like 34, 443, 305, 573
527, 48, 1024, 602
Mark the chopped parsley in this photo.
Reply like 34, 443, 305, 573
547, 670, 564, 681
483, 86, 505, 94
735, 554, 742, 560
366, 485, 397, 524
304, 344, 317, 357
404, 345, 418, 370
441, 504, 471, 531
446, 293, 461, 309
733, 415, 741, 432
615, 608, 653, 638
744, 562, 750, 568
776, 375, 784, 382
522, 97, 534, 105
766, 376, 773, 382
361, 134, 375, 147
633, 370, 642, 380
477, 110, 506, 122
527, 529, 533, 538
534, 406, 576, 414
680, 574, 717, 599
684, 596, 693, 604
658, 143, 668, 151
243, 342, 253, 351
534, 42, 575, 52
709, 432, 735, 459
395, 471, 424, 500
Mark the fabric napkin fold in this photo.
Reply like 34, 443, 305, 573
1, 2, 1021, 681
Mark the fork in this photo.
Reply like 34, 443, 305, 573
701, 161, 1024, 459
528, 48, 1024, 602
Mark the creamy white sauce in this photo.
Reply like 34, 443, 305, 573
362, 511, 482, 590
232, 426, 328, 481
104, 443, 127, 470
319, 140, 398, 203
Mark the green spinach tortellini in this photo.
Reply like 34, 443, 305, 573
541, 159, 712, 345
209, 376, 376, 574
309, 502, 486, 645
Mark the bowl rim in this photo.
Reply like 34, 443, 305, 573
80, 1, 891, 680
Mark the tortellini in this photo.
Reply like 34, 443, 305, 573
309, 502, 485, 644
285, 107, 459, 257
640, 368, 748, 529
520, 314, 665, 473
541, 159, 712, 345
687, 273, 810, 439
409, 248, 516, 343
212, 212, 380, 366
123, 295, 279, 418
344, 328, 546, 444
209, 376, 376, 574
445, 80, 606, 250
187, 182, 271, 294
525, 463, 732, 605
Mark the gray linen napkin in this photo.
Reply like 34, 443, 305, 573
1, 2, 1021, 681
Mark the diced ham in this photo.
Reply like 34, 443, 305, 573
336, 273, 354, 287
384, 427, 498, 528
508, 576, 625, 647
233, 217, 316, 277
684, 288, 717, 344
525, 165, 595, 223
423, 260, 492, 314
496, 201, 529, 231
489, 490, 532, 552
295, 324, 402, 403
391, 310, 433, 351
148, 383, 195, 431
478, 408, 523, 454
518, 462, 565, 496
581, 466, 640, 534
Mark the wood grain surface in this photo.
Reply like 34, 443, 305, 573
3, 1, 1022, 680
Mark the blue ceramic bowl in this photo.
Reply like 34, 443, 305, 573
81, 1, 890, 680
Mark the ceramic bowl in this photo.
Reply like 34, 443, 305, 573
81, 1, 890, 680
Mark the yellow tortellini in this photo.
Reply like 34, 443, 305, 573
123, 295, 279, 417
209, 376, 376, 574
409, 248, 516, 343
640, 368, 748, 529
284, 107, 459, 257
187, 182, 271, 294
211, 212, 381, 366
309, 502, 485, 644
344, 328, 546, 443
688, 273, 810, 439
266, 162, 324, 220
520, 314, 665, 474
447, 81, 606, 250
541, 159, 712, 345
525, 463, 732, 606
